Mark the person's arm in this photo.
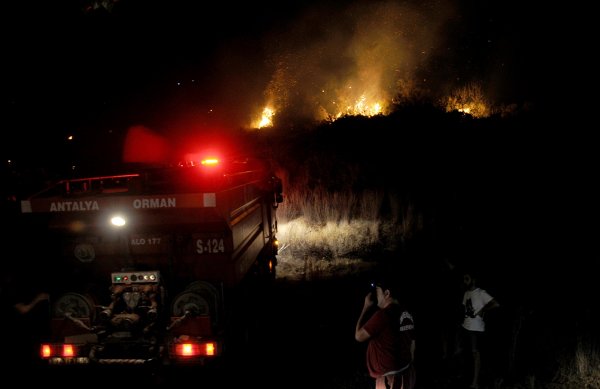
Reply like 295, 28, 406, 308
14, 292, 49, 315
355, 293, 375, 342
475, 298, 500, 318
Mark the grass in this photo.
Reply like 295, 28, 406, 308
546, 339, 600, 389
274, 180, 600, 388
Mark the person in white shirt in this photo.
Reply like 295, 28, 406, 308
461, 270, 500, 389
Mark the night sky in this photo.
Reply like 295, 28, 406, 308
2, 0, 554, 166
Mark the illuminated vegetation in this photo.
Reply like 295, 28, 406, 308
442, 82, 491, 118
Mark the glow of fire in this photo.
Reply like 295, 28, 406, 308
331, 94, 384, 119
253, 106, 275, 129
254, 72, 493, 124
444, 83, 491, 118
446, 101, 489, 118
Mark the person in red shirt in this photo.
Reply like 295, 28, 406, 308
355, 276, 416, 389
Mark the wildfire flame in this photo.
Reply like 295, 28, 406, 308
333, 94, 384, 118
251, 89, 388, 128
443, 83, 491, 118
245, 1, 499, 128
253, 106, 276, 129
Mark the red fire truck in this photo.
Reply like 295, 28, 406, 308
19, 155, 283, 369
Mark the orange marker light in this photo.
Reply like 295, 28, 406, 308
41, 344, 52, 358
63, 344, 75, 357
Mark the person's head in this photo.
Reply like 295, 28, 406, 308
462, 270, 479, 290
370, 276, 399, 308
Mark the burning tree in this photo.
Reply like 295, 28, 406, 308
442, 82, 491, 118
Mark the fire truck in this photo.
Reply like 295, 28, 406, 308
19, 155, 283, 370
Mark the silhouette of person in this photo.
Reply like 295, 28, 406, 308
0, 269, 50, 375
459, 269, 500, 389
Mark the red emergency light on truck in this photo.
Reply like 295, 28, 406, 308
20, 155, 283, 368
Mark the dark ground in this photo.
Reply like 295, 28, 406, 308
14, 271, 524, 389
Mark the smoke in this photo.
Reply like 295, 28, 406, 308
106, 0, 528, 143
176, 0, 459, 132
257, 0, 457, 123
2, 0, 546, 172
